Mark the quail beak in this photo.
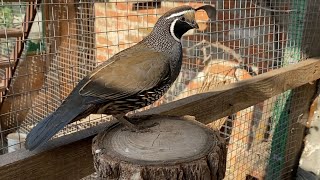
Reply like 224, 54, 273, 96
189, 20, 199, 29
193, 21, 199, 29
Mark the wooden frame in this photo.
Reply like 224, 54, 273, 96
0, 58, 319, 179
0, 28, 23, 38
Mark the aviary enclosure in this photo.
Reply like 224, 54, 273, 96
0, 0, 320, 179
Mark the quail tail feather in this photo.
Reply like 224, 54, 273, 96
25, 95, 87, 150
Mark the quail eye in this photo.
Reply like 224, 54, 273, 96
180, 17, 186, 21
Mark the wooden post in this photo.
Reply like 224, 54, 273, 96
92, 115, 227, 180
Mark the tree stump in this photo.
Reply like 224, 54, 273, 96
92, 115, 226, 180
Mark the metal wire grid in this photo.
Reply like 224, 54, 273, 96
0, 1, 99, 153
0, 1, 28, 153
0, 0, 319, 179
20, 1, 99, 136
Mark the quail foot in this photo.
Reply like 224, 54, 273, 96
26, 5, 202, 150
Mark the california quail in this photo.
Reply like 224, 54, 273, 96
25, 5, 201, 150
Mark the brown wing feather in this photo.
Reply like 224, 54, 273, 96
79, 45, 170, 100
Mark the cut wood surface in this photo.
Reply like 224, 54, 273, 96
93, 115, 226, 179
0, 58, 319, 179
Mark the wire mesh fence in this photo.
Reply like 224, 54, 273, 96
0, 0, 319, 179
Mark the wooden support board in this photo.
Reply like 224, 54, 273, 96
0, 121, 113, 180
1, 0, 36, 2
0, 28, 23, 38
0, 60, 15, 68
139, 58, 320, 124
0, 58, 319, 179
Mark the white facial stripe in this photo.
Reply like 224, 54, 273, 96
170, 19, 180, 42
165, 10, 194, 20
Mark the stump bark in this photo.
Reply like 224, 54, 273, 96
92, 115, 226, 180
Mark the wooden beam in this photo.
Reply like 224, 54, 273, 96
0, 138, 93, 180
0, 58, 319, 179
1, 0, 35, 2
0, 86, 6, 92
0, 60, 15, 68
0, 121, 116, 180
138, 58, 320, 124
0, 28, 23, 38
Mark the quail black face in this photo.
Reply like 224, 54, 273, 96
172, 16, 199, 40
159, 6, 199, 42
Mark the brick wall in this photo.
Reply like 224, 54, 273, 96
95, 1, 207, 62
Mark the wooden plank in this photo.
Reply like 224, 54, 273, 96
1, 0, 35, 2
138, 58, 320, 124
280, 82, 318, 179
0, 138, 93, 180
0, 28, 23, 38
0, 121, 116, 180
0, 86, 6, 92
0, 60, 15, 68
0, 58, 319, 179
